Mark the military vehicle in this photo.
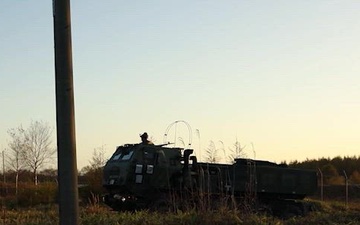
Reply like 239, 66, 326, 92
103, 143, 318, 215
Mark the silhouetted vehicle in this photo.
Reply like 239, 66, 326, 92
103, 143, 317, 216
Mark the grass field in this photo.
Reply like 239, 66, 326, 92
1, 200, 360, 225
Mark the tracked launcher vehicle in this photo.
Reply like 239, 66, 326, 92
103, 143, 318, 216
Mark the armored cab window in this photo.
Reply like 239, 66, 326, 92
122, 151, 134, 160
111, 147, 134, 161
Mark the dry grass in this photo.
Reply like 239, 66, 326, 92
0, 200, 359, 225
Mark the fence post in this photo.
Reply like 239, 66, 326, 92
343, 170, 348, 208
318, 168, 323, 201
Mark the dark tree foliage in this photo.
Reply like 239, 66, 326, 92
288, 155, 360, 184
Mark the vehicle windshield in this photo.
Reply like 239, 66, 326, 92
111, 146, 134, 161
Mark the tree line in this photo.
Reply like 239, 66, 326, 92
288, 156, 360, 185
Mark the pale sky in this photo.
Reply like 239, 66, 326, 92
1, 1, 359, 169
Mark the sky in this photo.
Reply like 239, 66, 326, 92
1, 0, 359, 170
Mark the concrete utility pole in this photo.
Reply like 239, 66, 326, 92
53, 0, 79, 225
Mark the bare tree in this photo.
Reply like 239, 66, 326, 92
228, 138, 246, 163
22, 121, 56, 185
80, 145, 107, 198
7, 125, 28, 197
80, 145, 107, 175
88, 145, 107, 170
